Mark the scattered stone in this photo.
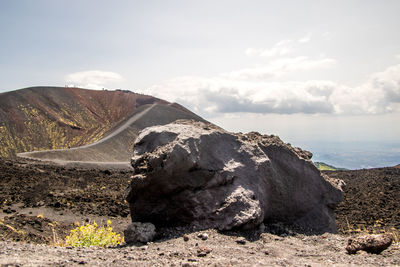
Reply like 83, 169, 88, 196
321, 233, 329, 239
124, 222, 156, 244
235, 237, 246, 245
2, 207, 15, 214
170, 251, 179, 257
183, 234, 190, 241
197, 233, 209, 240
126, 120, 343, 233
197, 246, 212, 257
346, 234, 393, 254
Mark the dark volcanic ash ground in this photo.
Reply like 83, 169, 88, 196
0, 158, 399, 266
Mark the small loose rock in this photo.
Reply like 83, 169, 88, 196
346, 234, 393, 254
236, 237, 246, 245
197, 233, 208, 240
197, 246, 212, 257
124, 222, 156, 244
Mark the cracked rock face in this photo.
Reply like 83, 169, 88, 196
126, 120, 343, 233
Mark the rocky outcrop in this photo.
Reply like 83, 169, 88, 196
126, 120, 343, 233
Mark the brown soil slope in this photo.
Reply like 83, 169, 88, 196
0, 87, 168, 157
0, 86, 170, 158
17, 102, 206, 163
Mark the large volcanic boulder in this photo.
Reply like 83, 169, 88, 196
126, 120, 343, 233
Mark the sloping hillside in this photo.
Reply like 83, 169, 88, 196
314, 162, 347, 171
18, 103, 206, 163
0, 86, 171, 158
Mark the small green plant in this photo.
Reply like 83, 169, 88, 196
64, 220, 123, 247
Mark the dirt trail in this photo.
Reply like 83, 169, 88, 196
16, 103, 206, 166
17, 104, 156, 168
1, 231, 399, 267
75, 103, 157, 149
17, 104, 157, 165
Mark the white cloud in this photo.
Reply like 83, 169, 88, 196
322, 32, 333, 40
223, 56, 336, 80
395, 54, 400, 60
144, 64, 400, 117
246, 39, 294, 57
146, 77, 336, 115
246, 34, 312, 58
298, 33, 312, 43
143, 35, 399, 117
65, 70, 123, 90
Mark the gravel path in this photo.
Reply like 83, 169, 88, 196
16, 104, 157, 165
1, 230, 399, 266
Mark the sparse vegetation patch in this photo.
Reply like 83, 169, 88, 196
64, 220, 123, 247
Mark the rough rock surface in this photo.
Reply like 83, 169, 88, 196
124, 222, 156, 244
126, 120, 343, 233
346, 234, 393, 254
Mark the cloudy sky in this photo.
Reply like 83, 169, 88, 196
1, 1, 400, 167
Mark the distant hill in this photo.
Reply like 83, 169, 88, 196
18, 102, 206, 163
314, 162, 347, 171
0, 86, 203, 159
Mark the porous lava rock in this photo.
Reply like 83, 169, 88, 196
126, 120, 343, 233
346, 234, 393, 254
124, 222, 156, 244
